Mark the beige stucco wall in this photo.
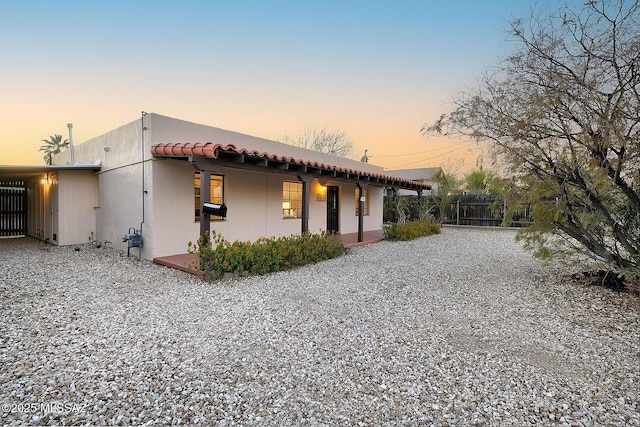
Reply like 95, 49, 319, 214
24, 171, 99, 246
148, 160, 385, 258
147, 114, 386, 175
150, 162, 314, 257
53, 119, 149, 256
51, 113, 389, 260
56, 171, 98, 246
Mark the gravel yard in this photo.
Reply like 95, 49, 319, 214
1, 227, 638, 426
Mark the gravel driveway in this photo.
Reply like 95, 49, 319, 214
1, 227, 638, 426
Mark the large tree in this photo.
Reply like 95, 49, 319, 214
39, 134, 69, 165
280, 127, 353, 158
424, 0, 639, 274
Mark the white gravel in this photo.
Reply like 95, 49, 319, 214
0, 227, 638, 426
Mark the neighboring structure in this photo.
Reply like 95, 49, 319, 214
1, 114, 429, 260
382, 167, 442, 223
384, 167, 442, 195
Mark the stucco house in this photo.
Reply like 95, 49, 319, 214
1, 113, 430, 260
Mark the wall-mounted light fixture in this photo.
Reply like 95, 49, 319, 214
40, 173, 52, 185
315, 181, 327, 202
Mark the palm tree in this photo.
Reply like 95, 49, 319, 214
39, 134, 69, 165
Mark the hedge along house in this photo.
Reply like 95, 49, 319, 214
47, 113, 429, 260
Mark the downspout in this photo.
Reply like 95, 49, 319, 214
140, 111, 147, 261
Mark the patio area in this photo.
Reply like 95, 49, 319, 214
152, 230, 385, 277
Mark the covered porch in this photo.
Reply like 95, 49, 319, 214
150, 142, 429, 246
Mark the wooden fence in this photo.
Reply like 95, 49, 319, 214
0, 181, 27, 237
384, 193, 532, 227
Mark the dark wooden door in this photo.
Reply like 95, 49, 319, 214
326, 186, 339, 234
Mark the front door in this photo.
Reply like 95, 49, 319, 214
326, 186, 339, 234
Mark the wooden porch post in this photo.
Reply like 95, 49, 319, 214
357, 183, 365, 242
199, 169, 211, 244
297, 175, 313, 234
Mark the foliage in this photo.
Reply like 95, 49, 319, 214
279, 127, 353, 158
423, 0, 640, 274
393, 192, 411, 225
39, 134, 69, 165
384, 220, 441, 241
416, 195, 431, 221
431, 168, 463, 222
188, 230, 345, 280
464, 169, 507, 194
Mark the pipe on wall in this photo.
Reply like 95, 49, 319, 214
139, 111, 147, 261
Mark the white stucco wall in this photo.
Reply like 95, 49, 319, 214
53, 119, 149, 256
150, 162, 320, 258
147, 114, 386, 175
56, 171, 99, 246
53, 113, 391, 260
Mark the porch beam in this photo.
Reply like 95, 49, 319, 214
189, 155, 222, 173
185, 155, 430, 192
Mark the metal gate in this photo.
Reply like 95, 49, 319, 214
0, 181, 27, 237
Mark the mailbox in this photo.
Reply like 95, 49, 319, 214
202, 202, 227, 218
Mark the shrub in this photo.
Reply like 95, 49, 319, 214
384, 220, 441, 241
188, 230, 344, 280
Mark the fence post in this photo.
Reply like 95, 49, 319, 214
503, 197, 507, 226
456, 199, 460, 226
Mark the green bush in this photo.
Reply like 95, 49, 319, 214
383, 220, 441, 241
188, 231, 344, 280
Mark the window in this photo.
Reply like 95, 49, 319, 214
355, 188, 370, 216
282, 181, 302, 218
195, 172, 224, 221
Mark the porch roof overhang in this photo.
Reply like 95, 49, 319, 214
150, 142, 431, 191
0, 164, 102, 181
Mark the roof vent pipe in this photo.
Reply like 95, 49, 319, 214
67, 123, 75, 165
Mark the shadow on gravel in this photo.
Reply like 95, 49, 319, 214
571, 270, 640, 296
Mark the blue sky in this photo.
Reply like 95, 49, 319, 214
1, 0, 561, 171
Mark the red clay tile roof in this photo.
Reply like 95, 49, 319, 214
151, 142, 431, 191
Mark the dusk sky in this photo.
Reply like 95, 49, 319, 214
1, 1, 563, 172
